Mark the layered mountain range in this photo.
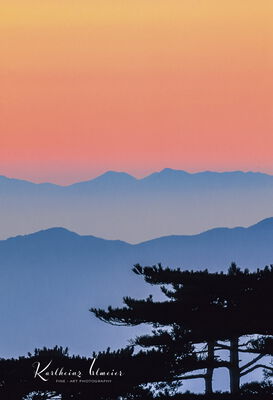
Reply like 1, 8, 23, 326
1, 217, 273, 359
1, 169, 273, 242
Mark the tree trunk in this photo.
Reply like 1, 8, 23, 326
229, 337, 240, 394
205, 341, 214, 394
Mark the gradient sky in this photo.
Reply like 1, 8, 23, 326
1, 1, 272, 184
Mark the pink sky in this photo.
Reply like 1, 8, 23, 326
1, 1, 272, 184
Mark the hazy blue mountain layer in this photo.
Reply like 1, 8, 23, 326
1, 217, 273, 360
2, 169, 273, 242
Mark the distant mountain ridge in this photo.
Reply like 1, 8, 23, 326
2, 168, 273, 187
2, 215, 273, 280
5, 215, 273, 243
1, 169, 273, 242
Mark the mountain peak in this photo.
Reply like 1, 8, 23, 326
160, 168, 188, 174
158, 168, 191, 176
70, 170, 137, 187
143, 168, 190, 181
250, 217, 273, 230
97, 170, 136, 180
8, 227, 81, 242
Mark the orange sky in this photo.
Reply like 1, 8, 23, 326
0, 1, 272, 184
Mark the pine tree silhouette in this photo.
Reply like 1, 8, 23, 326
91, 263, 273, 397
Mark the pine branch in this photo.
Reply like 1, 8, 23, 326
171, 373, 206, 381
240, 364, 273, 377
215, 342, 262, 354
240, 354, 265, 372
238, 339, 255, 348
215, 343, 230, 350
